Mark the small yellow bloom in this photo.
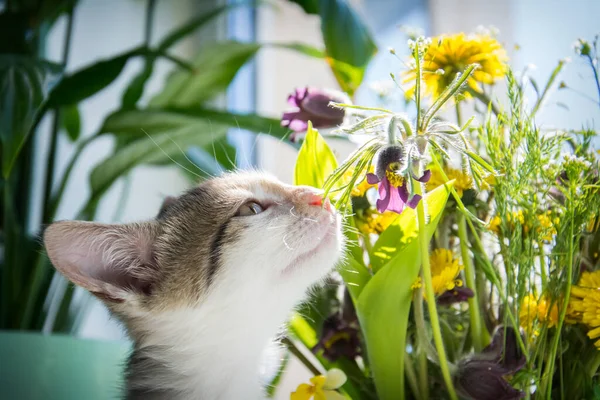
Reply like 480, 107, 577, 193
355, 209, 399, 235
413, 249, 463, 297
487, 210, 557, 241
404, 32, 508, 99
519, 294, 559, 333
291, 368, 347, 400
426, 165, 473, 197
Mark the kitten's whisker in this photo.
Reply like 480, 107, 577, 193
282, 234, 294, 250
289, 206, 299, 218
166, 134, 216, 178
141, 129, 203, 179
302, 217, 318, 223
266, 225, 288, 230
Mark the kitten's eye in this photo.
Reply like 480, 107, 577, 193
236, 201, 264, 217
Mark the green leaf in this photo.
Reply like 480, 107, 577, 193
121, 60, 154, 109
326, 56, 366, 98
60, 104, 80, 142
47, 48, 141, 107
369, 180, 456, 273
0, 55, 62, 177
89, 122, 227, 201
149, 41, 260, 107
338, 256, 371, 301
287, 0, 319, 14
101, 107, 290, 139
318, 0, 377, 69
355, 181, 453, 400
157, 3, 250, 52
294, 122, 337, 188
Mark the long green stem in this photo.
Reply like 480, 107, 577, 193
414, 181, 457, 400
412, 288, 429, 400
458, 214, 484, 351
430, 151, 527, 357
404, 354, 422, 400
544, 188, 576, 399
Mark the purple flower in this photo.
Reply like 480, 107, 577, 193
281, 87, 346, 136
455, 326, 526, 400
366, 145, 431, 214
312, 313, 361, 362
437, 286, 475, 306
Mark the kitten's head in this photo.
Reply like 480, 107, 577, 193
44, 171, 343, 333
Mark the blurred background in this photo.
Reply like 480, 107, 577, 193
1, 0, 599, 398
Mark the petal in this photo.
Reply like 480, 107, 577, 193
376, 178, 391, 213
417, 169, 432, 183
456, 359, 525, 400
385, 185, 405, 214
288, 119, 309, 132
302, 92, 345, 121
291, 384, 315, 400
366, 173, 380, 184
437, 287, 475, 306
399, 182, 409, 203
407, 194, 422, 209
323, 368, 347, 389
324, 391, 347, 400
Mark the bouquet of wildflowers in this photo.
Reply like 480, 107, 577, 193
279, 31, 600, 400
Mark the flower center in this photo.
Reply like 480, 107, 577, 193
385, 162, 405, 187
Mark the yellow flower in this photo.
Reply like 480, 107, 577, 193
405, 32, 508, 99
519, 294, 559, 333
355, 208, 399, 235
426, 165, 473, 197
488, 210, 556, 241
413, 249, 463, 296
339, 166, 376, 198
568, 271, 600, 348
291, 368, 347, 400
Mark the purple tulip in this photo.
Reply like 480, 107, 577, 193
281, 87, 346, 136
455, 326, 526, 400
366, 145, 431, 214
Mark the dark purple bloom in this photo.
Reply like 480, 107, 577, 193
281, 87, 346, 136
312, 314, 361, 362
366, 145, 431, 214
455, 326, 526, 400
437, 286, 475, 306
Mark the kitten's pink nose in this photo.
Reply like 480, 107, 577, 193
303, 191, 332, 212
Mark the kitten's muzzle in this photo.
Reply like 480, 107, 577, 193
295, 187, 334, 213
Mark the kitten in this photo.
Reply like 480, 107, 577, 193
44, 171, 344, 399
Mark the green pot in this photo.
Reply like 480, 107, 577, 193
0, 331, 131, 400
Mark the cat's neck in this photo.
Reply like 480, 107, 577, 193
125, 282, 305, 399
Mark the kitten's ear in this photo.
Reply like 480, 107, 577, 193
44, 221, 161, 302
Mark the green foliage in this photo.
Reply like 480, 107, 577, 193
294, 122, 338, 188
356, 182, 453, 399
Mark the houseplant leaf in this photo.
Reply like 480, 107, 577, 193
149, 41, 260, 107
100, 107, 290, 139
0, 55, 61, 177
89, 122, 227, 202
60, 104, 80, 142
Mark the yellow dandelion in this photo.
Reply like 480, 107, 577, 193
426, 165, 473, 197
568, 271, 600, 348
404, 32, 508, 99
412, 249, 463, 297
339, 166, 376, 198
